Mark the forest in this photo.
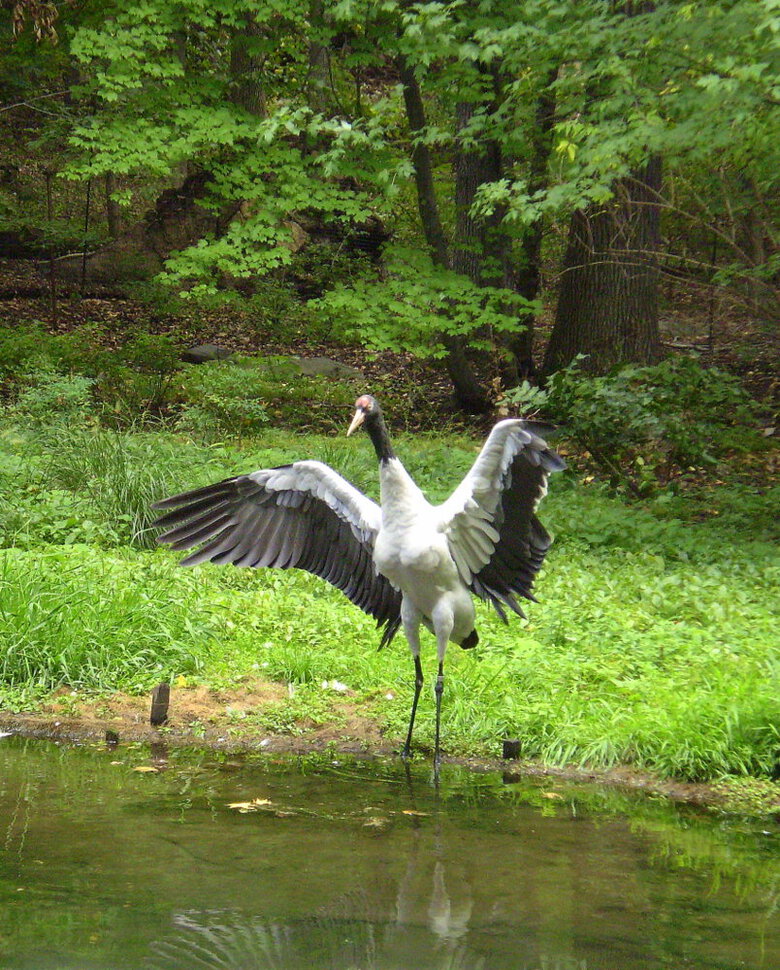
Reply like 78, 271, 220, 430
0, 0, 777, 804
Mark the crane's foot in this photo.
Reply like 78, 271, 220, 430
432, 752, 442, 787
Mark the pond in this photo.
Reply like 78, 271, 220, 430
0, 736, 777, 969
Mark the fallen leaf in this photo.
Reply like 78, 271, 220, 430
133, 766, 159, 773
541, 792, 563, 800
227, 798, 273, 812
401, 810, 430, 817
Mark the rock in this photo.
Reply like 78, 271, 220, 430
181, 344, 234, 364
294, 356, 364, 379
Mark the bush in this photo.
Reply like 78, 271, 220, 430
0, 323, 183, 420
544, 356, 763, 492
177, 359, 272, 440
177, 357, 358, 440
10, 372, 96, 426
93, 331, 183, 421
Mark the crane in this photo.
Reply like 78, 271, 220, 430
153, 394, 564, 769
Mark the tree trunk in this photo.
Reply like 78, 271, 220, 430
397, 57, 448, 267
508, 72, 558, 379
229, 19, 267, 117
105, 173, 121, 238
397, 56, 489, 412
543, 156, 663, 376
307, 0, 331, 113
452, 103, 504, 284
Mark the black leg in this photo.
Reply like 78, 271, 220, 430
433, 660, 444, 773
402, 655, 424, 760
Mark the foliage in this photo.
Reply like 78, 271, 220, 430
176, 359, 272, 441
0, 423, 207, 549
177, 357, 359, 440
311, 245, 535, 357
42, 427, 202, 547
2, 0, 777, 392
57, 0, 778, 305
543, 356, 765, 492
499, 379, 549, 416
0, 545, 211, 693
10, 371, 95, 425
0, 322, 183, 419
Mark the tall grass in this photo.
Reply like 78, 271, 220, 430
41, 428, 208, 548
0, 546, 213, 693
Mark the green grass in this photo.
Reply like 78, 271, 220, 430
0, 419, 777, 783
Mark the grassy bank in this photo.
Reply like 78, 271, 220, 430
1, 419, 777, 786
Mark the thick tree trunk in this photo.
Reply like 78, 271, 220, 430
451, 100, 510, 397
452, 103, 504, 284
397, 57, 489, 413
543, 156, 663, 376
229, 20, 267, 117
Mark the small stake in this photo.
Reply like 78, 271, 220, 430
502, 739, 521, 760
150, 682, 170, 727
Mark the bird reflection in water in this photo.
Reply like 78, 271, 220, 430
146, 906, 484, 970
146, 817, 484, 970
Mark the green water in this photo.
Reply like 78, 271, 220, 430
0, 736, 777, 970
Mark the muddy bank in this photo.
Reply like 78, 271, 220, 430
2, 681, 777, 817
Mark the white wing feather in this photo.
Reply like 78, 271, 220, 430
436, 420, 551, 584
257, 460, 382, 541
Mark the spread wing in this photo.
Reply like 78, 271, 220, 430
152, 460, 402, 647
437, 420, 565, 621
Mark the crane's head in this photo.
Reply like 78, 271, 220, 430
347, 394, 379, 436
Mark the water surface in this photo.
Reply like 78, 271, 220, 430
0, 736, 777, 969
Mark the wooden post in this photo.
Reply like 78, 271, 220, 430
150, 682, 170, 726
502, 738, 521, 760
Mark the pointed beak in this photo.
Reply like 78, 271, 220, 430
347, 408, 365, 437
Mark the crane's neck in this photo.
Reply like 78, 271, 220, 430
365, 413, 396, 464
364, 409, 427, 517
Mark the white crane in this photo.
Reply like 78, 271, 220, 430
153, 394, 564, 769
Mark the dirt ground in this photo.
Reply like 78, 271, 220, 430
2, 678, 777, 816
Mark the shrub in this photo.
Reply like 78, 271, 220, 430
543, 356, 763, 492
93, 331, 183, 421
0, 323, 183, 421
11, 372, 96, 426
177, 359, 272, 440
177, 357, 357, 440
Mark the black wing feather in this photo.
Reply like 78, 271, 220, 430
153, 468, 402, 646
470, 446, 562, 621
